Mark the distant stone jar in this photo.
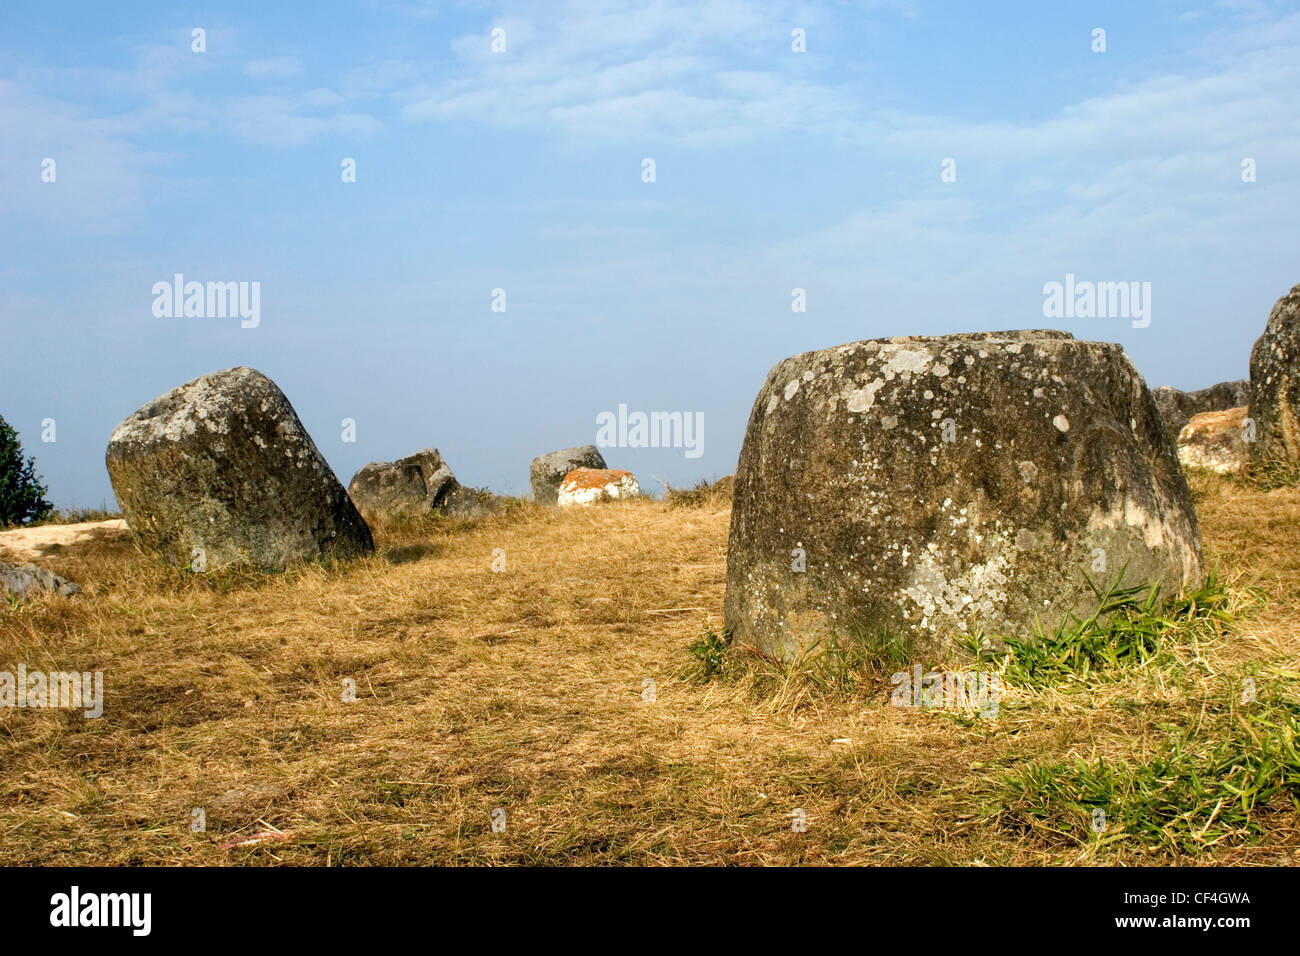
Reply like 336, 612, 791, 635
530, 446, 607, 505
556, 468, 639, 507
348, 448, 457, 524
1177, 407, 1250, 474
1152, 380, 1250, 438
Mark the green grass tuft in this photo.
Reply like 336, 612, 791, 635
995, 693, 1300, 853
961, 572, 1245, 689
687, 626, 729, 681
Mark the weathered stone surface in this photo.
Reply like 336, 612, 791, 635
106, 367, 373, 571
439, 484, 510, 520
1249, 282, 1300, 464
530, 446, 606, 505
1153, 380, 1251, 437
348, 448, 457, 524
725, 331, 1203, 662
1178, 407, 1250, 474
0, 561, 81, 599
556, 468, 639, 507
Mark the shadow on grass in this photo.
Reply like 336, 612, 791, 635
383, 542, 446, 565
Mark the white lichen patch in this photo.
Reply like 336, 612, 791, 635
846, 379, 885, 413
1053, 414, 1070, 432
881, 347, 932, 377
901, 546, 1013, 633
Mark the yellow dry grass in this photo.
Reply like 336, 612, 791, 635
1, 474, 1297, 866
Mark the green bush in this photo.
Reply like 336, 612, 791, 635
0, 414, 52, 527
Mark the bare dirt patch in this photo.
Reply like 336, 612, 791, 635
0, 519, 129, 562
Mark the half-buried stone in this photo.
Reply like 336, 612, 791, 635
725, 331, 1203, 663
106, 367, 373, 571
348, 448, 457, 524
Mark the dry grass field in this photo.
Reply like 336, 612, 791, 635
1, 474, 1297, 866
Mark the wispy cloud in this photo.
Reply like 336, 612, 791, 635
395, 0, 856, 145
0, 80, 162, 231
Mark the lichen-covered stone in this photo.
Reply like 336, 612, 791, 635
557, 468, 639, 507
348, 448, 457, 524
106, 367, 373, 571
1178, 407, 1250, 474
725, 331, 1203, 662
439, 484, 510, 519
1249, 282, 1300, 464
0, 561, 81, 599
530, 446, 606, 505
1153, 380, 1250, 437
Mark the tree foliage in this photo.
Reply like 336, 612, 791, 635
0, 414, 52, 527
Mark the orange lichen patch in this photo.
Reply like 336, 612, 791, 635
560, 468, 635, 491
1180, 405, 1248, 440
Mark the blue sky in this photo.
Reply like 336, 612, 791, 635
2, 0, 1297, 507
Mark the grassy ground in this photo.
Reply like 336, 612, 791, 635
1, 473, 1297, 866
